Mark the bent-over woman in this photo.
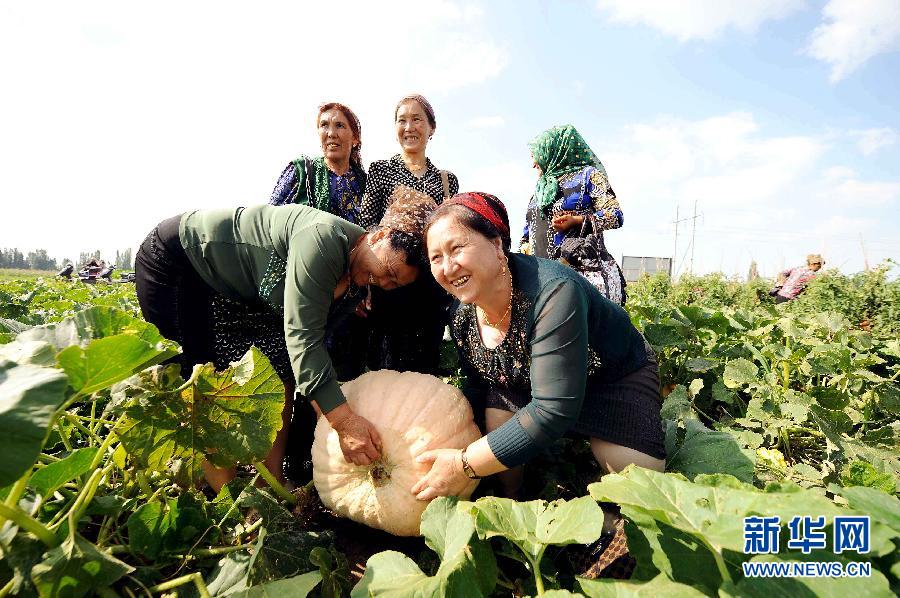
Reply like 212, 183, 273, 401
135, 190, 437, 492
414, 192, 664, 531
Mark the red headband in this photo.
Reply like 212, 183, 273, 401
443, 192, 510, 241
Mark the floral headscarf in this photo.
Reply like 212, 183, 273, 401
529, 125, 606, 214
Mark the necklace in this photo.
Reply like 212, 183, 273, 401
479, 273, 513, 329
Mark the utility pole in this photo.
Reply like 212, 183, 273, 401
672, 204, 679, 278
689, 200, 698, 275
859, 233, 870, 271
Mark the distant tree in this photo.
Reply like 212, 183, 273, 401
115, 248, 133, 270
78, 250, 102, 266
747, 261, 759, 281
1, 248, 27, 269
26, 249, 56, 270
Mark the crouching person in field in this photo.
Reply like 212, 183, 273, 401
134, 190, 436, 492
412, 192, 665, 537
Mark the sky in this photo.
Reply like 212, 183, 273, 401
1, 0, 898, 278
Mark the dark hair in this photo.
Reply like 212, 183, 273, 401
394, 94, 437, 130
317, 102, 363, 168
424, 202, 511, 252
376, 228, 428, 269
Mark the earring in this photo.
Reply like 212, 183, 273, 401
500, 254, 508, 275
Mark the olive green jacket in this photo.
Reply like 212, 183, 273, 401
179, 204, 365, 413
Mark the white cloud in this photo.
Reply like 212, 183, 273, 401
850, 127, 899, 155
588, 112, 899, 275
595, 0, 805, 41
0, 1, 508, 262
467, 116, 506, 129
806, 0, 900, 82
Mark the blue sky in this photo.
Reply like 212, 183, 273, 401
1, 0, 898, 277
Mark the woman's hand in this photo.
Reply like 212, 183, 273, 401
411, 449, 472, 501
331, 410, 382, 466
551, 213, 584, 232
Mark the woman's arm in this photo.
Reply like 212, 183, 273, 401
447, 170, 460, 197
283, 225, 381, 463
412, 279, 590, 499
587, 167, 623, 231
270, 161, 305, 206
484, 278, 589, 469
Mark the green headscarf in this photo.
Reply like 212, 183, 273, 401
529, 125, 606, 214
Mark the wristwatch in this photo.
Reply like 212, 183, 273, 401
460, 448, 481, 479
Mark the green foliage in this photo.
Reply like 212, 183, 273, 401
2, 265, 898, 596
353, 497, 497, 597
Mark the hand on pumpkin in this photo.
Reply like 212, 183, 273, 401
411, 449, 471, 501
551, 213, 583, 232
331, 411, 382, 466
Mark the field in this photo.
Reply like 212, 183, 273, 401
1, 266, 898, 596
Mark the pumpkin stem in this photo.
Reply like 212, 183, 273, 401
368, 458, 394, 487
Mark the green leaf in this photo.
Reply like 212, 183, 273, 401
206, 551, 253, 596
17, 306, 172, 351
577, 573, 707, 597
660, 385, 693, 422
685, 357, 717, 373
28, 447, 98, 497
0, 339, 56, 366
57, 334, 178, 395
470, 495, 604, 561
0, 359, 69, 486
839, 486, 900, 535
723, 358, 758, 388
588, 468, 849, 554
665, 419, 755, 482
126, 501, 170, 559
116, 347, 284, 478
620, 507, 724, 592
30, 534, 134, 598
240, 488, 336, 584
232, 571, 322, 597
352, 497, 497, 597
840, 460, 896, 494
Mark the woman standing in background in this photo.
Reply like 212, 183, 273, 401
522, 125, 627, 305
359, 94, 460, 374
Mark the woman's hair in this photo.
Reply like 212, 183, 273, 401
425, 197, 512, 252
317, 102, 362, 167
394, 94, 436, 130
378, 228, 428, 269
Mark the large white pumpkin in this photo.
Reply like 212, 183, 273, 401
311, 370, 482, 536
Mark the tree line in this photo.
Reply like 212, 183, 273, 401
0, 248, 133, 271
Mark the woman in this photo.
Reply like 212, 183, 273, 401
359, 94, 460, 374
135, 189, 437, 492
522, 125, 627, 305
414, 192, 664, 530
212, 102, 368, 481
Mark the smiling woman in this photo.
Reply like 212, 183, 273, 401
417, 192, 664, 536
133, 192, 436, 493
359, 94, 461, 376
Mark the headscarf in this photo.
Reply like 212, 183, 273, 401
528, 124, 607, 214
442, 192, 511, 246
379, 185, 437, 238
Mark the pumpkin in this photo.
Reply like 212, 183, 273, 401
311, 370, 482, 536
